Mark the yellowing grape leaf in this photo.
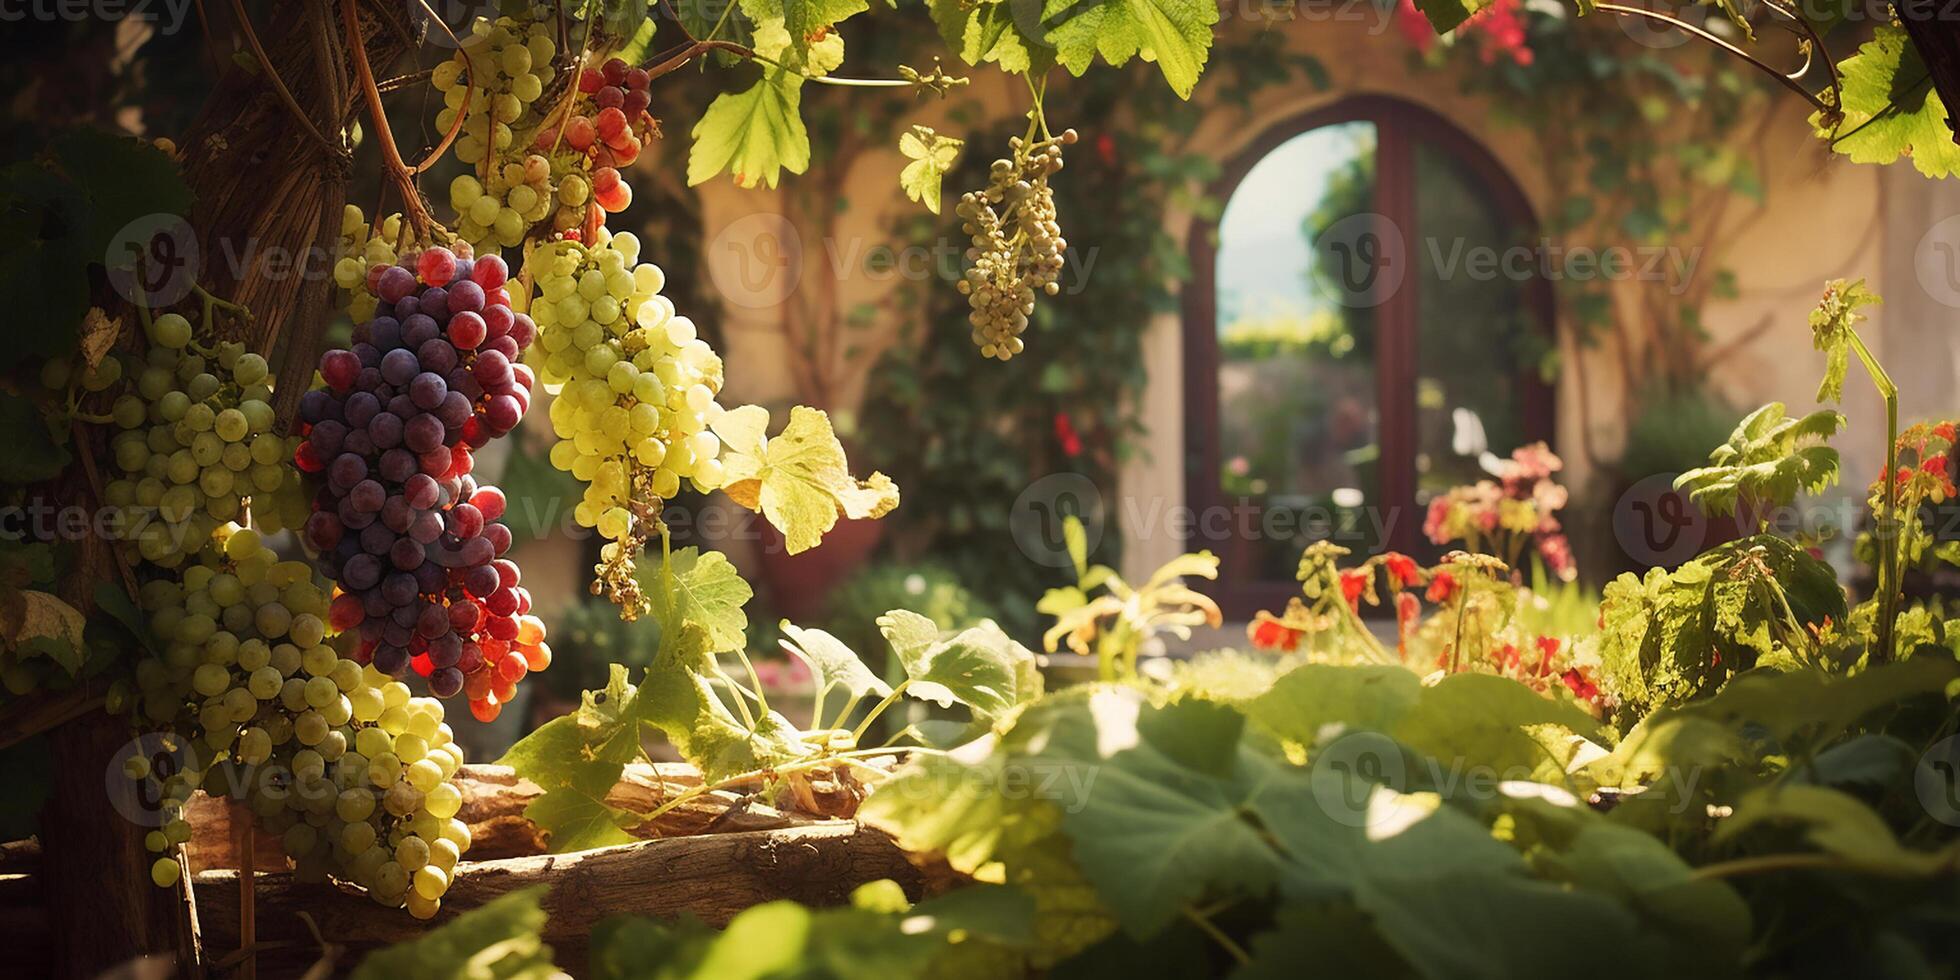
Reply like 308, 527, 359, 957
899, 126, 963, 215
1817, 26, 1960, 179
688, 69, 811, 189
717, 406, 900, 555
1, 590, 86, 676
78, 307, 121, 371
1041, 0, 1220, 98
743, 2, 858, 69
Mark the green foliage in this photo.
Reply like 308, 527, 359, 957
1817, 26, 1960, 179
688, 69, 811, 189
1595, 535, 1848, 722
587, 882, 1037, 979
1042, 0, 1219, 98
0, 131, 191, 373
1616, 385, 1741, 482
1809, 278, 1880, 405
1674, 404, 1844, 521
351, 887, 561, 980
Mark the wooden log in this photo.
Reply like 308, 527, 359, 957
194, 822, 932, 977
182, 762, 872, 870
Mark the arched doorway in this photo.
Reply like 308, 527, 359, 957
1184, 96, 1556, 617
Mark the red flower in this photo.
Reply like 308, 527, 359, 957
1937, 422, 1958, 443
1095, 131, 1117, 167
1534, 635, 1560, 676
1249, 617, 1301, 652
1395, 591, 1421, 656
1394, 0, 1435, 52
1339, 568, 1371, 611
1561, 668, 1598, 702
1497, 643, 1520, 670
1425, 571, 1460, 604
1053, 412, 1083, 459
1382, 552, 1421, 589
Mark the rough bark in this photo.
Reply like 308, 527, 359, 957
194, 823, 932, 977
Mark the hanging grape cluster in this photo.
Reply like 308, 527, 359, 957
434, 7, 558, 167
955, 129, 1076, 361
101, 312, 305, 566
296, 247, 550, 719
529, 231, 729, 613
125, 526, 472, 917
451, 154, 557, 252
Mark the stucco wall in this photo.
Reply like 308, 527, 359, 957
636, 17, 1954, 592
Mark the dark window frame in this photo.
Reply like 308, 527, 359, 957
1182, 96, 1557, 619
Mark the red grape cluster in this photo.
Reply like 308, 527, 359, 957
295, 247, 551, 720
532, 57, 650, 215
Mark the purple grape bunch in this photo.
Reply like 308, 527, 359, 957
294, 247, 546, 700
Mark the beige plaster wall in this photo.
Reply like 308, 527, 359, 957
625, 17, 1931, 591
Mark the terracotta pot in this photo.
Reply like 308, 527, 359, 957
755, 518, 886, 620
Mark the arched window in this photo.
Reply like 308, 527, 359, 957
1184, 97, 1555, 618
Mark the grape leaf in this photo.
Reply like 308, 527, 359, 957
899, 126, 964, 215
1816, 26, 1960, 179
880, 610, 1041, 720
51, 130, 193, 254
718, 406, 900, 555
1040, 0, 1219, 98
739, 0, 867, 63
688, 69, 811, 189
1809, 278, 1879, 404
641, 546, 751, 654
2, 590, 88, 676
523, 787, 639, 853
351, 887, 561, 980
1409, 0, 1490, 32
928, 0, 1042, 73
779, 620, 892, 704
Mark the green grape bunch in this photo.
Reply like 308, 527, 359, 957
529, 231, 731, 612
125, 524, 473, 918
435, 6, 560, 169
451, 153, 561, 253
100, 310, 305, 567
955, 128, 1077, 361
331, 205, 406, 324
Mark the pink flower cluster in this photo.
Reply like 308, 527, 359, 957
1423, 442, 1577, 582
1395, 0, 1534, 67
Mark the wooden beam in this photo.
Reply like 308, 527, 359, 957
192, 823, 937, 976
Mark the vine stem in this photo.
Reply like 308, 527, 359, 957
227, 0, 343, 158
407, 0, 472, 171
339, 0, 433, 241
1181, 906, 1252, 967
1849, 328, 1899, 663
1591, 3, 1832, 114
